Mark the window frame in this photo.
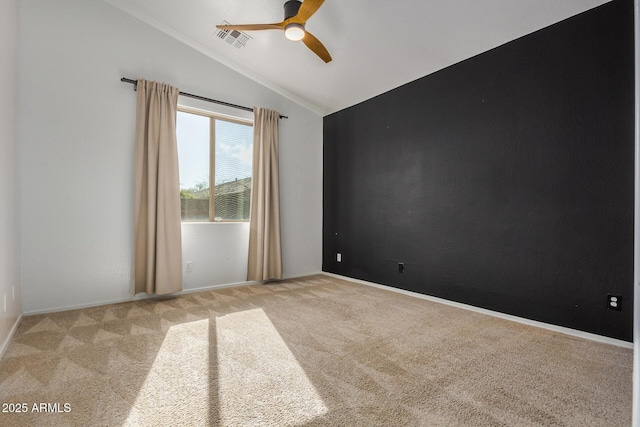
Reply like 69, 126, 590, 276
177, 105, 253, 223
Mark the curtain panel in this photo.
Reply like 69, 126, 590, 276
247, 107, 283, 281
133, 79, 183, 295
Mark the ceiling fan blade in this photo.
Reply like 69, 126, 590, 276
295, 0, 325, 23
216, 22, 284, 31
302, 31, 332, 63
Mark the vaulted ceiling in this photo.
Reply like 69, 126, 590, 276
103, 0, 610, 116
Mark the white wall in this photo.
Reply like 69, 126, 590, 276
633, 0, 639, 424
0, 0, 22, 351
19, 0, 323, 313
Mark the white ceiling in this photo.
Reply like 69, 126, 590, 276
103, 0, 610, 116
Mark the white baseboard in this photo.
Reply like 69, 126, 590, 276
23, 271, 325, 316
0, 314, 23, 360
322, 272, 633, 349
24, 292, 162, 316
20, 271, 632, 350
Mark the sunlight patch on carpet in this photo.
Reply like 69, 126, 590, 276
124, 319, 211, 426
216, 309, 328, 425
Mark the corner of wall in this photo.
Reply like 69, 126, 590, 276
0, 0, 23, 359
631, 0, 639, 423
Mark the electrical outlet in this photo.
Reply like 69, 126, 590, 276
12, 285, 15, 301
3, 294, 6, 313
607, 294, 621, 311
398, 263, 405, 273
186, 262, 193, 273
337, 253, 342, 263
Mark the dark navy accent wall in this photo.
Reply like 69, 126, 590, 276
323, 0, 634, 341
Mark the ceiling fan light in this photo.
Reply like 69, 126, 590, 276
284, 23, 305, 41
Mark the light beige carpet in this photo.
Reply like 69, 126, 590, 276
0, 274, 632, 426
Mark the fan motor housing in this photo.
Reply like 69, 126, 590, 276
284, 0, 302, 20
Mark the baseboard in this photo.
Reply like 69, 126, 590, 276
23, 271, 325, 316
0, 314, 23, 360
24, 292, 161, 316
17, 271, 632, 350
322, 272, 633, 349
181, 271, 324, 295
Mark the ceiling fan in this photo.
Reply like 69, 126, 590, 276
216, 0, 332, 63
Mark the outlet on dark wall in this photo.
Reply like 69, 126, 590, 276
323, 0, 634, 341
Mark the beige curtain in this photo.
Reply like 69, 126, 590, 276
133, 79, 183, 295
247, 107, 283, 281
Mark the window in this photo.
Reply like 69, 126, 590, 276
176, 107, 253, 222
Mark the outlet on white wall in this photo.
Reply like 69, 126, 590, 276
3, 294, 6, 313
186, 262, 193, 273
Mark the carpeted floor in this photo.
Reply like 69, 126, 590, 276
0, 274, 632, 426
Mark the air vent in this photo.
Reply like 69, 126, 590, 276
216, 21, 252, 49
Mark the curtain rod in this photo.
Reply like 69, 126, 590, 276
120, 78, 288, 119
